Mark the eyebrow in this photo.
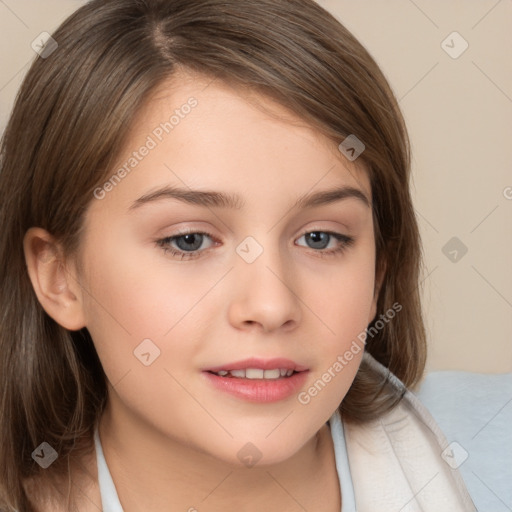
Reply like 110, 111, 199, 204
128, 184, 371, 212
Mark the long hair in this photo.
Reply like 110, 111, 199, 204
0, 0, 426, 509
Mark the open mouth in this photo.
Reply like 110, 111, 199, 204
202, 359, 309, 402
207, 368, 299, 379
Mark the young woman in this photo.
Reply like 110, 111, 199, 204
0, 0, 476, 510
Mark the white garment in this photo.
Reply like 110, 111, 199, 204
94, 409, 356, 512
343, 353, 477, 511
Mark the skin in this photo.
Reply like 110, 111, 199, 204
24, 70, 383, 511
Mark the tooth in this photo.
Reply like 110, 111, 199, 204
245, 368, 264, 379
279, 369, 288, 377
285, 370, 294, 377
263, 369, 280, 379
217, 370, 228, 376
230, 369, 246, 378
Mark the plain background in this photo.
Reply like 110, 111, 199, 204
0, 0, 510, 373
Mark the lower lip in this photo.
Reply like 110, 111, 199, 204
202, 371, 309, 402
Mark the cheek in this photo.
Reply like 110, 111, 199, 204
80, 227, 192, 335
78, 230, 216, 385
295, 255, 374, 414
307, 240, 376, 341
300, 240, 375, 398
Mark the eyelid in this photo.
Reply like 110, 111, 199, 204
155, 228, 219, 259
295, 228, 354, 255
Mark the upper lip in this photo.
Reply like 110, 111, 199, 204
203, 357, 309, 373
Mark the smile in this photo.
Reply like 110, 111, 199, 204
209, 368, 296, 379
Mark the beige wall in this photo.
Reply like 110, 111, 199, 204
1, 1, 510, 373
319, 0, 512, 374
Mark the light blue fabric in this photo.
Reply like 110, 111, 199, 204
330, 409, 357, 512
415, 371, 512, 512
94, 409, 355, 511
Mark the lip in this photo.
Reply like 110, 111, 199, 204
203, 357, 309, 373
202, 370, 309, 402
201, 357, 309, 403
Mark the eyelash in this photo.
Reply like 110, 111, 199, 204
155, 229, 355, 260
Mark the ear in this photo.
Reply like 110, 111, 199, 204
23, 227, 86, 331
368, 258, 387, 323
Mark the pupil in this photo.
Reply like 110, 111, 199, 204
307, 232, 328, 249
177, 233, 202, 251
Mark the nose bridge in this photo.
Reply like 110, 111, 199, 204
228, 234, 301, 331
235, 234, 287, 286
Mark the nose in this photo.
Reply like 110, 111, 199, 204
227, 244, 302, 333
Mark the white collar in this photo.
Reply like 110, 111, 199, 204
94, 426, 124, 512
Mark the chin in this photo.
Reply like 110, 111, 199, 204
203, 431, 311, 470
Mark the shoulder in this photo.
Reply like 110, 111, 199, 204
341, 377, 477, 511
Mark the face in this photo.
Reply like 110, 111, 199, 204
71, 72, 379, 466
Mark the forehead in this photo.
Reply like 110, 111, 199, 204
90, 70, 371, 215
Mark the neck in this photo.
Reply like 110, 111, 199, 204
98, 396, 341, 511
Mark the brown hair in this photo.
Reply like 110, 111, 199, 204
0, 0, 426, 509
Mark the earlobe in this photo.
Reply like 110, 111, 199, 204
23, 227, 86, 331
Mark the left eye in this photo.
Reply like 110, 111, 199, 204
157, 232, 215, 257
